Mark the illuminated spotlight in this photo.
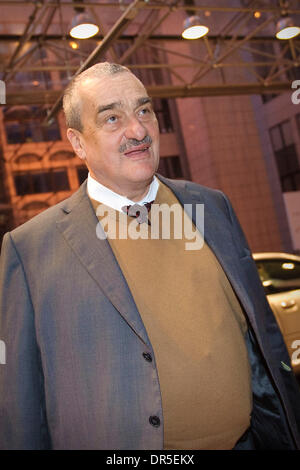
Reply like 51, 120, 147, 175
276, 16, 300, 40
182, 15, 209, 40
254, 11, 261, 19
282, 262, 295, 270
32, 80, 40, 86
70, 12, 99, 39
262, 280, 272, 287
69, 41, 79, 50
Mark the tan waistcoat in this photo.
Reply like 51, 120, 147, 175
90, 181, 252, 450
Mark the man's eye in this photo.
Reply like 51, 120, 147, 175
139, 108, 151, 117
107, 116, 117, 124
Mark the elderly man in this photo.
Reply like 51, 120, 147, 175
0, 62, 300, 450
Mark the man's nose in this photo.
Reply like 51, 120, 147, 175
124, 115, 147, 141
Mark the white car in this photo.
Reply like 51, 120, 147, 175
253, 253, 300, 375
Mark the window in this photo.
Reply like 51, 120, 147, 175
3, 106, 61, 144
0, 184, 8, 204
296, 113, 300, 137
157, 156, 183, 179
0, 208, 13, 245
76, 166, 89, 184
14, 153, 42, 164
255, 258, 300, 295
0, 156, 9, 204
50, 151, 75, 161
153, 98, 174, 134
14, 169, 70, 195
269, 120, 300, 192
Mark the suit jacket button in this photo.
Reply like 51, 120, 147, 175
143, 352, 152, 362
149, 416, 160, 427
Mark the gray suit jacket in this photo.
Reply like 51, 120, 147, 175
1, 175, 300, 449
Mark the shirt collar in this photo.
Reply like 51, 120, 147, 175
87, 172, 159, 213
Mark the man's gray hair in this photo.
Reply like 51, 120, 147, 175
63, 62, 130, 132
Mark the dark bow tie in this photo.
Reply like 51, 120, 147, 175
121, 200, 154, 225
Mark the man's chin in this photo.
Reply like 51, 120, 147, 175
127, 161, 157, 181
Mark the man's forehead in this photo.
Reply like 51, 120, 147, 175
79, 72, 146, 100
79, 76, 150, 117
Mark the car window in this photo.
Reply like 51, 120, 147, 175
255, 259, 300, 295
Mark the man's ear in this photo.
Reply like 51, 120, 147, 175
67, 128, 86, 161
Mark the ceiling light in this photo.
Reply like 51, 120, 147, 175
254, 11, 261, 19
69, 41, 79, 50
69, 12, 99, 39
275, 16, 300, 40
182, 15, 209, 40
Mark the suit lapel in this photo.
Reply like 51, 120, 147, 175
158, 175, 257, 328
56, 181, 152, 347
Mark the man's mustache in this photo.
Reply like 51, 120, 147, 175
119, 135, 152, 154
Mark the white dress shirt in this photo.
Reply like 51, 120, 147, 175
87, 173, 159, 213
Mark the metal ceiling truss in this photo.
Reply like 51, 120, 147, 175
0, 0, 299, 119
0, 1, 299, 14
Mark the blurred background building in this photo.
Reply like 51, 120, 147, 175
0, 0, 300, 253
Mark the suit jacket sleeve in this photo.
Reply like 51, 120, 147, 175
0, 232, 51, 449
221, 192, 292, 362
